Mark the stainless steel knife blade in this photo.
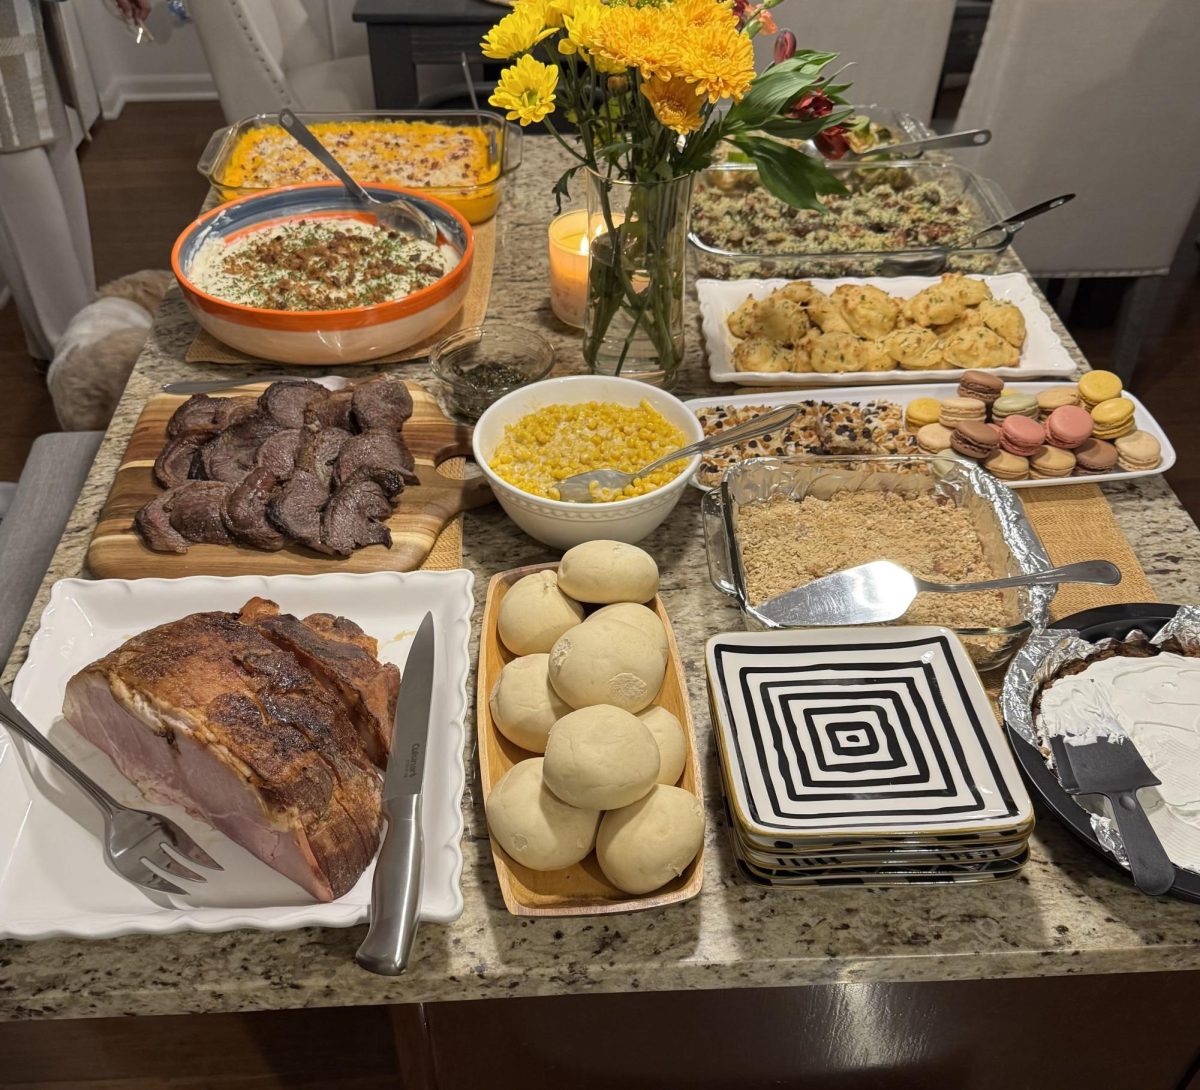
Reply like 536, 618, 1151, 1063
161, 375, 305, 394
355, 611, 436, 976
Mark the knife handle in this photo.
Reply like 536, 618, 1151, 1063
1106, 789, 1175, 896
355, 794, 423, 976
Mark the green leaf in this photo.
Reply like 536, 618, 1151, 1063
552, 164, 583, 214
723, 54, 841, 131
751, 107, 855, 141
731, 135, 847, 212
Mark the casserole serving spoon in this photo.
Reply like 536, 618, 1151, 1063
277, 108, 438, 244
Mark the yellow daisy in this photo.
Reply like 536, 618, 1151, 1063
676, 21, 755, 102
640, 73, 705, 134
481, 6, 556, 60
488, 54, 559, 125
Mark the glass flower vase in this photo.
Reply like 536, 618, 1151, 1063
582, 169, 695, 387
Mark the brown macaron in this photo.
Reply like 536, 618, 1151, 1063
950, 420, 1000, 460
957, 370, 1004, 406
1073, 437, 1119, 475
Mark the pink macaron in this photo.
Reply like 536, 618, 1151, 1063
1045, 405, 1094, 449
999, 415, 1045, 457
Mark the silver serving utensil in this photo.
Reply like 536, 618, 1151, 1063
860, 128, 991, 159
356, 612, 437, 976
759, 559, 1120, 627
163, 375, 310, 394
964, 193, 1076, 247
278, 108, 438, 244
0, 686, 222, 897
555, 404, 801, 503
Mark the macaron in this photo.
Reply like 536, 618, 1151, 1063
906, 397, 943, 431
1030, 446, 1076, 479
984, 449, 1030, 482
1044, 405, 1095, 449
957, 370, 1004, 406
1115, 430, 1162, 472
916, 422, 954, 453
992, 393, 1040, 421
1036, 387, 1081, 417
939, 397, 986, 427
951, 420, 1000, 460
1091, 397, 1136, 440
1079, 369, 1123, 409
1073, 437, 1119, 475
999, 415, 1045, 457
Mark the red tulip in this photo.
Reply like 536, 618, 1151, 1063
773, 29, 797, 63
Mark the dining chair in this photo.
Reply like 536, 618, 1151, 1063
751, 0, 957, 124
953, 0, 1200, 383
188, 0, 374, 123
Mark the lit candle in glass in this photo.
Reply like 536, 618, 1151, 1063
547, 209, 590, 328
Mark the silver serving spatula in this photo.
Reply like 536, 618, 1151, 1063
356, 612, 437, 975
1050, 734, 1175, 896
758, 559, 1120, 627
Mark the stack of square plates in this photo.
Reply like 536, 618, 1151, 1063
705, 627, 1034, 887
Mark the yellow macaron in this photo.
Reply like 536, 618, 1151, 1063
1091, 397, 1135, 439
905, 397, 943, 431
1078, 370, 1123, 409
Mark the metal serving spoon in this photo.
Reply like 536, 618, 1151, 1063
758, 558, 1120, 627
964, 193, 1076, 247
555, 404, 801, 503
277, 108, 438, 244
860, 127, 991, 159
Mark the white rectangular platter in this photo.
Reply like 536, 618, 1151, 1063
0, 570, 473, 940
682, 382, 1176, 491
697, 273, 1078, 386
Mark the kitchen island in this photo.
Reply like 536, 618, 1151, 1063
2, 138, 1199, 1086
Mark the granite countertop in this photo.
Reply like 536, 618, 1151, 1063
3, 139, 1199, 1021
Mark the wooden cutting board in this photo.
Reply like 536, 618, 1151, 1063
87, 380, 494, 578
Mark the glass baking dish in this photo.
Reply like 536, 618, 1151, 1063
688, 159, 1015, 280
197, 110, 522, 224
701, 455, 1053, 671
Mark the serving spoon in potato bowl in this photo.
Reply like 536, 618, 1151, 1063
555, 404, 801, 503
277, 109, 439, 244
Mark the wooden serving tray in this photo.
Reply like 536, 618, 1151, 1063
87, 380, 494, 578
477, 562, 705, 917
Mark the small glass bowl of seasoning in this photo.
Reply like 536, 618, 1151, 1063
432, 323, 555, 422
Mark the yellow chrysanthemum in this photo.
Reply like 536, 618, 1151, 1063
676, 21, 755, 102
640, 74, 705, 134
488, 54, 559, 125
672, 0, 738, 32
558, 0, 626, 73
590, 5, 681, 80
481, 6, 555, 60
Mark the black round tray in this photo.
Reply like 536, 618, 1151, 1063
1004, 602, 1200, 902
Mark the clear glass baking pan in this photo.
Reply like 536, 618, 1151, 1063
701, 455, 1053, 671
197, 110, 522, 224
689, 159, 1015, 280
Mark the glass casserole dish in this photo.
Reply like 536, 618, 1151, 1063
701, 455, 1052, 671
197, 110, 522, 224
688, 159, 1015, 280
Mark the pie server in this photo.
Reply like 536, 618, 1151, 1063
1050, 734, 1175, 896
356, 612, 437, 975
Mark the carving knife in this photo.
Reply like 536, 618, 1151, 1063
356, 611, 437, 975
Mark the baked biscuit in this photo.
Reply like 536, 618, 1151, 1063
881, 327, 938, 369
941, 326, 1021, 369
937, 272, 992, 307
977, 299, 1027, 348
810, 330, 863, 373
726, 295, 762, 339
806, 293, 853, 334
902, 284, 963, 327
752, 295, 810, 346
832, 283, 901, 340
733, 337, 792, 372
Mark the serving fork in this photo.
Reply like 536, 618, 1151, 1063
0, 687, 222, 897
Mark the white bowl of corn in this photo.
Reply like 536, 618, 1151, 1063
472, 375, 703, 549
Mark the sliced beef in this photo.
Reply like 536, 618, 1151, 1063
351, 376, 413, 432
240, 598, 400, 765
321, 479, 393, 557
223, 469, 287, 551
259, 380, 328, 429
295, 425, 351, 488
169, 481, 235, 544
255, 428, 303, 481
166, 394, 256, 439
62, 608, 383, 902
198, 411, 282, 483
153, 436, 203, 489
267, 470, 328, 551
304, 389, 353, 430
135, 491, 190, 553
333, 430, 417, 497
216, 397, 259, 430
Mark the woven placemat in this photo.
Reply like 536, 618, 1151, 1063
184, 217, 497, 366
420, 457, 464, 571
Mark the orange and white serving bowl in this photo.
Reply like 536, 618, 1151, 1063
171, 181, 474, 365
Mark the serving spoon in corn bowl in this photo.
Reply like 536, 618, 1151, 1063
555, 404, 800, 503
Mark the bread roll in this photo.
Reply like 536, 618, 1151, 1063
557, 541, 659, 604
489, 653, 573, 753
637, 705, 686, 785
485, 758, 600, 871
543, 705, 660, 810
597, 785, 705, 894
497, 570, 585, 655
587, 602, 667, 661
548, 619, 666, 712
